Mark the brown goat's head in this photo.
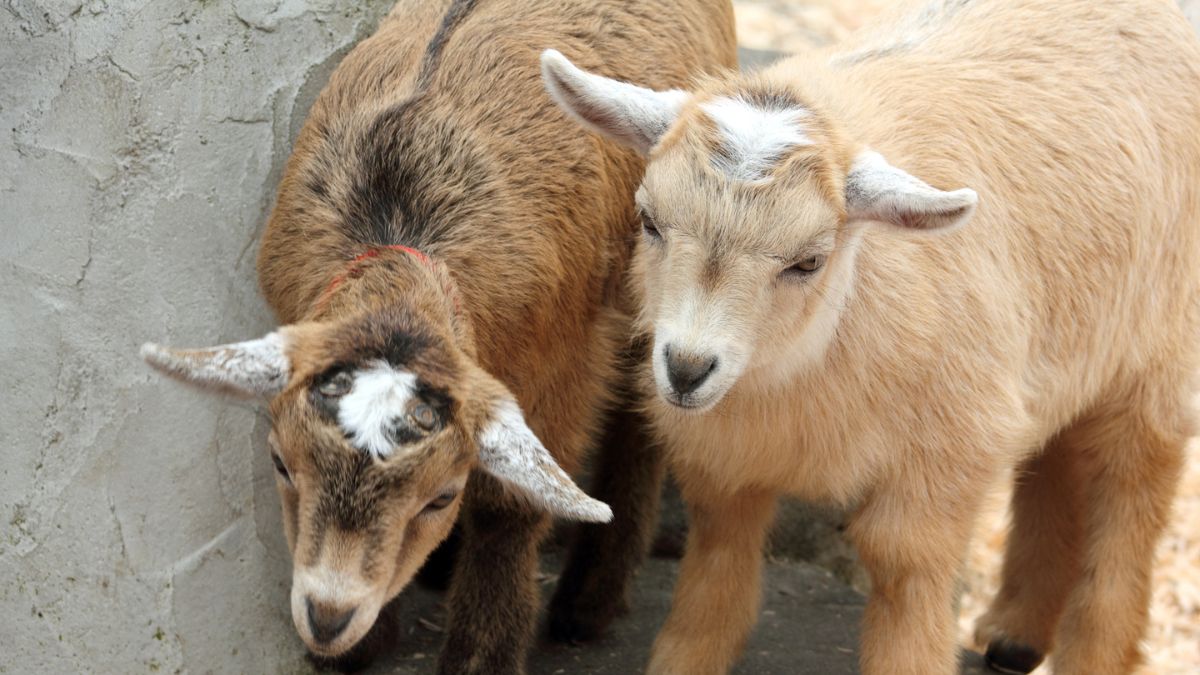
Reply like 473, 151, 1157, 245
141, 253, 609, 656
541, 50, 978, 411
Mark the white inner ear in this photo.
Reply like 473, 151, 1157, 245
477, 398, 612, 523
540, 49, 686, 154
844, 150, 978, 231
702, 96, 812, 182
337, 360, 418, 460
140, 331, 290, 398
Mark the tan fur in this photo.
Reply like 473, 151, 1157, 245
146, 0, 736, 671
597, 1, 1200, 674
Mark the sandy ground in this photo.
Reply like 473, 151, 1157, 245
732, 1, 1200, 672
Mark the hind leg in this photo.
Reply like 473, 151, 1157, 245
974, 438, 1087, 673
1051, 376, 1190, 675
548, 398, 665, 642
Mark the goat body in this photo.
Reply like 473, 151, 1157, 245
144, 0, 736, 671
542, 1, 1200, 673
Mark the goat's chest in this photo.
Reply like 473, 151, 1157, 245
656, 389, 887, 506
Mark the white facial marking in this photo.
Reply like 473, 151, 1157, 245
140, 331, 290, 397
290, 563, 382, 656
652, 288, 749, 412
702, 96, 811, 182
477, 398, 612, 523
292, 565, 373, 612
336, 360, 418, 460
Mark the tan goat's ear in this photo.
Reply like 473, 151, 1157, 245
475, 395, 613, 523
140, 331, 290, 398
845, 150, 978, 232
540, 49, 687, 154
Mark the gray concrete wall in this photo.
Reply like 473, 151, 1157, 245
1, 2, 390, 672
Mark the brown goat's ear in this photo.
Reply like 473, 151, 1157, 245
540, 49, 686, 154
140, 331, 290, 398
475, 395, 612, 523
845, 150, 978, 232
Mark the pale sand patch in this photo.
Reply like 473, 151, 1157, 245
735, 0, 890, 51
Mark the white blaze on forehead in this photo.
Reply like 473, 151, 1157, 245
337, 360, 418, 460
701, 96, 811, 182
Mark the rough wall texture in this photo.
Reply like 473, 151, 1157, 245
1, 1, 391, 672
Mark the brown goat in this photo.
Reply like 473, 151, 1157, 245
542, 0, 1200, 674
141, 0, 736, 672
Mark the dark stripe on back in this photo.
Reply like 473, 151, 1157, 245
415, 0, 483, 93
334, 0, 494, 249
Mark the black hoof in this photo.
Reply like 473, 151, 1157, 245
548, 608, 605, 645
985, 639, 1044, 674
546, 593, 626, 645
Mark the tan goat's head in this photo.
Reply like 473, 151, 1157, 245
141, 252, 610, 656
542, 50, 978, 411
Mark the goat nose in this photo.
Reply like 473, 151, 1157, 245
664, 345, 718, 395
306, 596, 356, 644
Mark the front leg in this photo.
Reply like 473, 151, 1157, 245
648, 483, 778, 675
438, 474, 550, 675
848, 461, 989, 675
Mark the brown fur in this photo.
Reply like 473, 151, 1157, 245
143, 0, 736, 670
247, 0, 735, 672
546, 1, 1200, 674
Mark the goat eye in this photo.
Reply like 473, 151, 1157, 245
424, 491, 458, 512
786, 254, 826, 276
317, 371, 353, 397
271, 452, 292, 484
640, 212, 662, 240
408, 403, 438, 432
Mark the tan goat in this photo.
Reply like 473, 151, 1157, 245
141, 0, 735, 672
541, 1, 1200, 674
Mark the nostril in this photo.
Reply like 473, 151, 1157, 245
306, 596, 356, 644
665, 349, 719, 396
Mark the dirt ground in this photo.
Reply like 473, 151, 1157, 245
368, 555, 1003, 675
732, 1, 1200, 673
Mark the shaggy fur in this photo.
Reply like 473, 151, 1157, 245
143, 0, 737, 672
543, 1, 1200, 674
